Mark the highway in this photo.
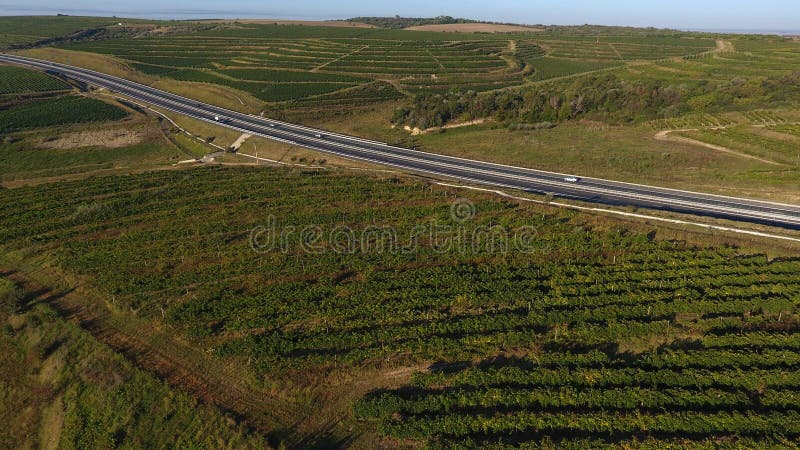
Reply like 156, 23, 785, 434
3, 53, 800, 229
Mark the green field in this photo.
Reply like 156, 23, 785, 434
0, 278, 270, 449
0, 95, 129, 133
55, 23, 714, 106
0, 140, 184, 182
0, 65, 190, 182
678, 126, 800, 165
0, 15, 120, 49
1, 165, 799, 447
527, 57, 624, 80
0, 65, 70, 94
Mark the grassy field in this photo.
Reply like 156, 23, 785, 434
300, 107, 800, 204
1, 165, 799, 448
0, 95, 129, 133
0, 277, 271, 449
678, 126, 800, 166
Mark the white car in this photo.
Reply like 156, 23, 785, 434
564, 176, 580, 183
314, 133, 323, 138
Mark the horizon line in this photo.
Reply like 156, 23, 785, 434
1, 9, 799, 35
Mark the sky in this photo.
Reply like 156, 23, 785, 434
1, 0, 799, 31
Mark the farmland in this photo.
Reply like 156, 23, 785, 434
0, 15, 121, 49
52, 23, 715, 108
0, 64, 189, 183
3, 15, 800, 450
0, 277, 271, 449
1, 164, 799, 447
677, 126, 800, 166
58, 31, 521, 103
0, 95, 129, 133
0, 65, 70, 94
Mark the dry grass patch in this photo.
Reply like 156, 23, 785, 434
239, 135, 389, 170
14, 48, 152, 84
151, 79, 263, 114
38, 396, 64, 450
37, 128, 147, 149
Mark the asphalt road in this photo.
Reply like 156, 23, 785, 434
3, 53, 800, 229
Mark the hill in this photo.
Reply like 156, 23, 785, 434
349, 15, 478, 29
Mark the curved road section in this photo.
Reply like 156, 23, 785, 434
3, 53, 800, 229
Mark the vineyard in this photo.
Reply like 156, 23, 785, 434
516, 37, 711, 81
0, 15, 119, 49
0, 95, 128, 133
647, 113, 735, 131
0, 65, 70, 94
1, 165, 799, 446
60, 30, 520, 103
0, 62, 186, 182
768, 124, 800, 138
527, 57, 623, 81
57, 23, 715, 105
651, 37, 800, 87
3, 17, 800, 448
744, 110, 790, 126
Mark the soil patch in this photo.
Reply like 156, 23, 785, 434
37, 128, 145, 149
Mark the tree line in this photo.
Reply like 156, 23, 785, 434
392, 71, 800, 129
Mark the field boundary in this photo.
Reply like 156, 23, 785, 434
655, 129, 783, 166
436, 182, 800, 244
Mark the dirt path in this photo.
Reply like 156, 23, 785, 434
419, 118, 489, 134
715, 39, 735, 53
311, 45, 368, 72
231, 133, 252, 151
427, 49, 446, 71
608, 43, 624, 60
655, 129, 782, 166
